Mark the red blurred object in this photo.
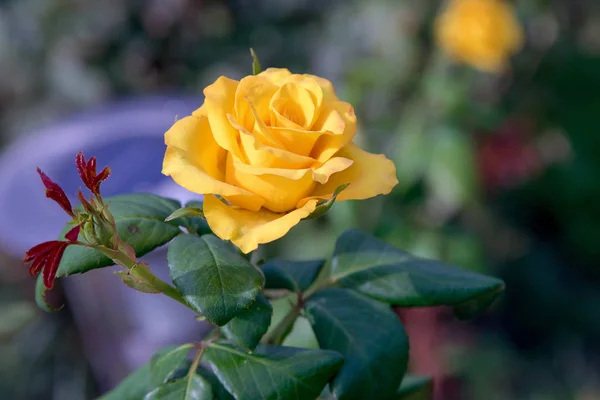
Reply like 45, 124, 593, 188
397, 307, 470, 400
477, 118, 543, 191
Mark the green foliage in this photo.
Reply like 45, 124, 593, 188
35, 274, 63, 312
329, 229, 504, 319
305, 184, 350, 220
166, 201, 211, 236
167, 234, 264, 325
57, 218, 503, 399
58, 194, 182, 276
144, 375, 213, 400
203, 342, 343, 400
99, 362, 152, 400
250, 48, 262, 75
222, 293, 272, 350
305, 288, 409, 400
150, 344, 194, 386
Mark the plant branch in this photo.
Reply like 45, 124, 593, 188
263, 291, 304, 345
188, 346, 206, 378
86, 243, 193, 310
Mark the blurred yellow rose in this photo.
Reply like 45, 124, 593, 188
435, 0, 524, 72
162, 68, 398, 253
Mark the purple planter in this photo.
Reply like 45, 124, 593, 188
0, 96, 209, 392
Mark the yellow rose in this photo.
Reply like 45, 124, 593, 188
435, 0, 524, 72
162, 68, 398, 253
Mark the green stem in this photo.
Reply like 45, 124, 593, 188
132, 263, 191, 309
263, 293, 304, 345
302, 261, 334, 300
90, 244, 192, 310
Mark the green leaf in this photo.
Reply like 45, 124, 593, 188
222, 293, 272, 350
57, 194, 182, 276
150, 344, 194, 386
330, 229, 505, 319
144, 374, 213, 400
171, 201, 212, 236
35, 274, 63, 312
305, 184, 349, 220
203, 342, 343, 400
196, 365, 235, 400
165, 206, 204, 222
167, 234, 264, 325
261, 259, 325, 292
99, 362, 151, 400
250, 48, 261, 75
305, 288, 409, 400
99, 346, 197, 400
396, 375, 433, 399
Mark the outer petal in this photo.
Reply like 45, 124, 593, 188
203, 76, 246, 160
204, 195, 319, 254
163, 115, 265, 210
312, 157, 353, 184
164, 115, 224, 179
225, 154, 315, 213
300, 142, 398, 205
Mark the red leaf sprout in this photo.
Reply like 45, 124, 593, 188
36, 167, 74, 216
76, 152, 111, 195
24, 225, 80, 289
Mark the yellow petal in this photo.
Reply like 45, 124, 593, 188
232, 158, 310, 180
243, 83, 283, 147
204, 194, 319, 254
258, 68, 292, 83
270, 83, 316, 129
225, 153, 316, 213
310, 101, 357, 162
312, 157, 353, 184
229, 154, 352, 184
277, 74, 325, 112
270, 126, 323, 156
239, 129, 315, 169
233, 75, 266, 131
203, 76, 246, 160
300, 142, 398, 205
234, 76, 280, 134
162, 147, 264, 211
191, 103, 207, 117
301, 74, 338, 102
163, 115, 223, 179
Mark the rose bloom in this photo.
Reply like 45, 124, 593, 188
162, 68, 397, 253
435, 0, 524, 73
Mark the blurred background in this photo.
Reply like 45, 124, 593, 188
0, 0, 599, 399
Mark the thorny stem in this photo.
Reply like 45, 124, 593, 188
80, 243, 193, 310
